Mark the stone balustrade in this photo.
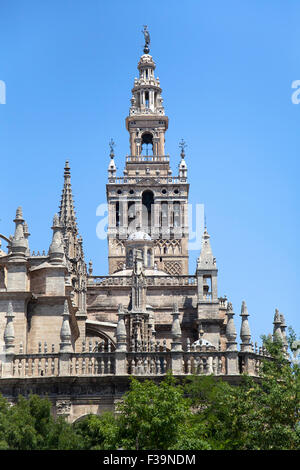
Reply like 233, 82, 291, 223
0, 339, 272, 379
126, 155, 170, 163
108, 175, 187, 185
182, 351, 224, 375
88, 275, 197, 287
126, 352, 171, 375
11, 354, 60, 377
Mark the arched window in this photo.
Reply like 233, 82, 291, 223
161, 202, 168, 227
142, 190, 154, 233
145, 91, 149, 107
173, 202, 181, 227
141, 132, 153, 156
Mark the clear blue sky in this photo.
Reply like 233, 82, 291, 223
0, 1, 299, 344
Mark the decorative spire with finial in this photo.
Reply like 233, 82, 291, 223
178, 139, 188, 179
59, 160, 77, 233
197, 224, 216, 269
23, 220, 30, 256
4, 301, 15, 352
240, 300, 252, 352
60, 300, 72, 353
116, 304, 127, 352
10, 207, 27, 260
280, 313, 288, 352
179, 139, 187, 159
108, 139, 117, 179
142, 25, 150, 54
49, 213, 64, 264
109, 138, 115, 158
226, 302, 237, 352
198, 323, 204, 345
273, 308, 283, 343
171, 302, 182, 352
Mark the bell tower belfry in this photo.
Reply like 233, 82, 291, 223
106, 28, 189, 276
126, 49, 168, 162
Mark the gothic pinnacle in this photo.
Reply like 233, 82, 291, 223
4, 301, 15, 352
60, 300, 72, 353
49, 213, 64, 264
197, 225, 216, 269
23, 220, 30, 256
10, 207, 27, 259
273, 308, 283, 343
59, 160, 77, 233
116, 304, 127, 351
171, 302, 182, 351
226, 302, 237, 352
240, 300, 252, 351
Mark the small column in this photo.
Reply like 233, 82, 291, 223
170, 303, 183, 374
225, 302, 238, 375
115, 304, 127, 375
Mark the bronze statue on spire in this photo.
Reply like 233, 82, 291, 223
142, 25, 150, 54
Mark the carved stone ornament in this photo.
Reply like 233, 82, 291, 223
56, 399, 71, 415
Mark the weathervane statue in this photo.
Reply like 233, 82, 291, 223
142, 25, 150, 54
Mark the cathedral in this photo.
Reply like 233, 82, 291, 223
0, 31, 287, 422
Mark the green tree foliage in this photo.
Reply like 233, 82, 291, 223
0, 394, 83, 450
74, 412, 121, 450
116, 373, 208, 450
184, 335, 300, 450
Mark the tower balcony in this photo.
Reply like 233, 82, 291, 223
126, 154, 169, 163
107, 175, 187, 185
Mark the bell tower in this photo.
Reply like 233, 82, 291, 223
126, 49, 168, 162
107, 28, 189, 275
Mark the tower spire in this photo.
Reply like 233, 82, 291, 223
59, 160, 77, 234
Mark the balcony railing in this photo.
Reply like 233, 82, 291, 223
88, 275, 197, 287
126, 155, 169, 163
0, 339, 271, 379
108, 175, 187, 184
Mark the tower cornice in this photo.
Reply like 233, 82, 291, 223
125, 115, 168, 131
